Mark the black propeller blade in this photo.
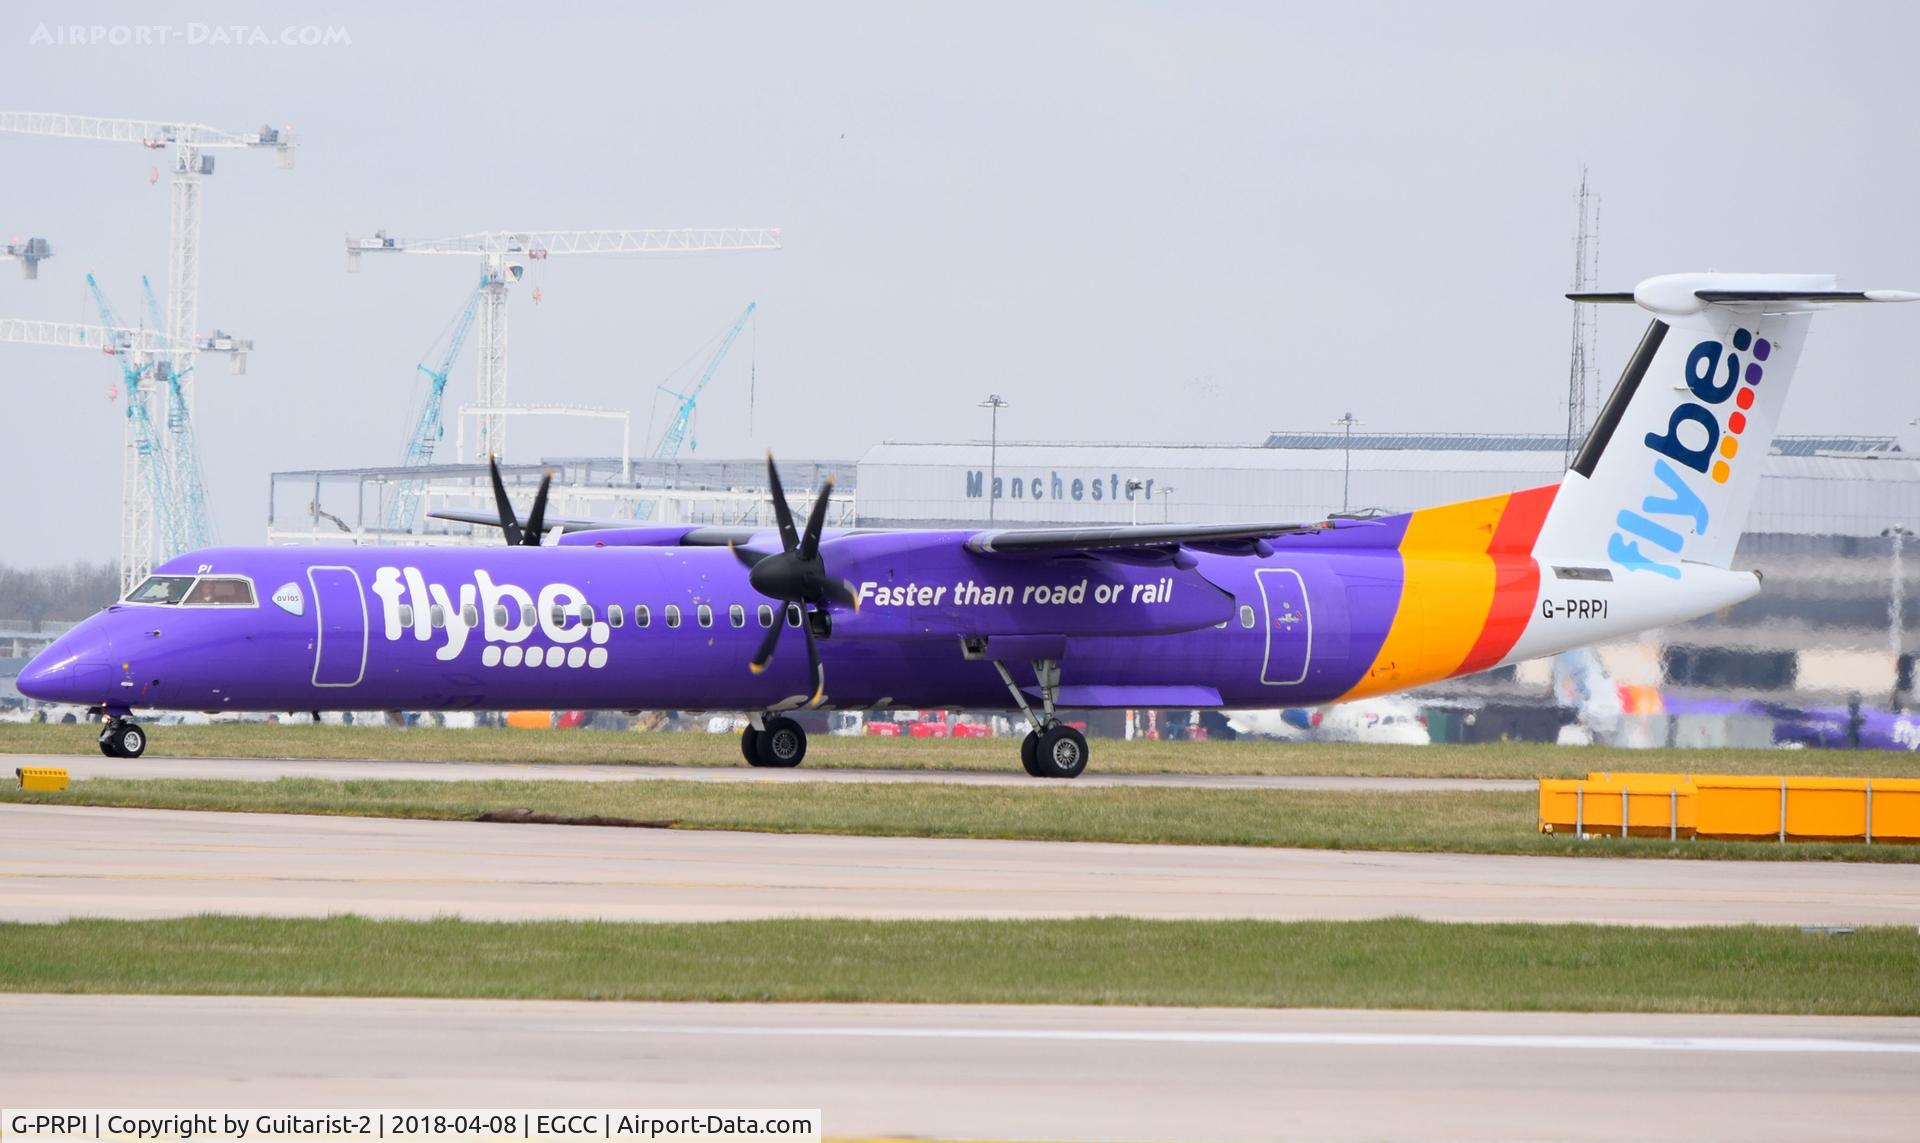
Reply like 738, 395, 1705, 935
485, 455, 552, 547
734, 453, 857, 706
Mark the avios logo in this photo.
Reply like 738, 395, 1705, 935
1609, 327, 1771, 579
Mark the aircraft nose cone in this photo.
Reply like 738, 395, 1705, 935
16, 644, 114, 705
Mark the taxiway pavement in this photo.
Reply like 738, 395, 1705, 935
2, 802, 1912, 925
7, 751, 1533, 791
3, 996, 1916, 1142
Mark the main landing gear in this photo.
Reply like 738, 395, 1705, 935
97, 715, 146, 759
993, 658, 1088, 779
742, 714, 808, 768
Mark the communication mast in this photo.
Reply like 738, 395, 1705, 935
1563, 168, 1601, 469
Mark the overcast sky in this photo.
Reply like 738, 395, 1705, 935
3, 0, 1918, 565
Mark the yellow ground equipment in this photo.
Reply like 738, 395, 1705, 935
1539, 771, 1920, 844
16, 767, 69, 792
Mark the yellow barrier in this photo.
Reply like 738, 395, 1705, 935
1539, 777, 1695, 839
16, 767, 69, 792
1539, 772, 1920, 844
505, 710, 554, 730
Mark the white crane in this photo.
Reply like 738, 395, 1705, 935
346, 227, 781, 460
2, 237, 52, 279
0, 111, 293, 586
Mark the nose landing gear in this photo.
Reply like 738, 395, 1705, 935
98, 716, 146, 759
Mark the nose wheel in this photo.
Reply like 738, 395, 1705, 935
98, 717, 146, 759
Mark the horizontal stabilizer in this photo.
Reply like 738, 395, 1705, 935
1569, 273, 1919, 316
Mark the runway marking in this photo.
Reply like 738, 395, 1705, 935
563, 1024, 1920, 1054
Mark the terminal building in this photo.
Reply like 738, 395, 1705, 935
266, 431, 1920, 716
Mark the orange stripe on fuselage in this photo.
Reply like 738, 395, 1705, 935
1341, 493, 1508, 700
1454, 484, 1556, 675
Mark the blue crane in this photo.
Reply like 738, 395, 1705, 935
141, 274, 213, 551
636, 301, 756, 520
84, 273, 180, 557
386, 274, 488, 532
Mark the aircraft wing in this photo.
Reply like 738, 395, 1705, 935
429, 507, 625, 534
432, 507, 1349, 556
963, 519, 1334, 555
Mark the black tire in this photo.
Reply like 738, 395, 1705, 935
754, 717, 807, 768
99, 734, 122, 758
1020, 730, 1046, 777
107, 722, 146, 759
1034, 724, 1088, 779
740, 727, 764, 766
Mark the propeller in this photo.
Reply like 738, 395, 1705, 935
486, 454, 551, 546
732, 453, 859, 705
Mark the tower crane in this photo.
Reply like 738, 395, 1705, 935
0, 285, 248, 590
2, 237, 51, 278
0, 111, 291, 587
345, 227, 781, 460
141, 275, 213, 551
84, 274, 178, 561
385, 274, 489, 533
633, 302, 758, 522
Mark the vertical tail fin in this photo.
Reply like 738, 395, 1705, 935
1532, 273, 1918, 575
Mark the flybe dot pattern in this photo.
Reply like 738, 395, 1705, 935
1712, 327, 1771, 484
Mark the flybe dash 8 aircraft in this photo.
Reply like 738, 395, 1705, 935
19, 272, 1916, 777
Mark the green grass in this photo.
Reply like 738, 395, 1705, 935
7, 776, 1913, 861
0, 915, 1912, 1014
6, 721, 1916, 779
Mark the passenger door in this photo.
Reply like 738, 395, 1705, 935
1256, 568, 1312, 685
308, 566, 367, 687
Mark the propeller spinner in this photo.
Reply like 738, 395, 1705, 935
732, 453, 858, 705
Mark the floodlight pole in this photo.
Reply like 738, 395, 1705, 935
1333, 412, 1363, 513
979, 394, 1008, 525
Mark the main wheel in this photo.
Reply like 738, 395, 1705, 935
105, 721, 146, 760
99, 734, 122, 758
1033, 724, 1088, 779
740, 727, 763, 765
1020, 730, 1046, 777
753, 716, 807, 768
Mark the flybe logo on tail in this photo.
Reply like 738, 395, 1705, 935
1610, 327, 1771, 579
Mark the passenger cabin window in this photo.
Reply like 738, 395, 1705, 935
786, 603, 803, 628
635, 604, 651, 628
697, 604, 714, 628
758, 604, 775, 628
520, 603, 535, 628
462, 604, 479, 628
608, 604, 625, 629
493, 604, 510, 628
664, 604, 681, 629
429, 605, 446, 629
729, 604, 746, 628
398, 604, 414, 627
580, 604, 596, 626
126, 575, 196, 605
1239, 605, 1256, 629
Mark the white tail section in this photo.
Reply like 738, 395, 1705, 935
1533, 273, 1917, 576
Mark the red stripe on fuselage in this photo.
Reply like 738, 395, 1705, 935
1454, 484, 1557, 674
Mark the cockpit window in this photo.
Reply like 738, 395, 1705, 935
183, 577, 257, 607
126, 575, 196, 605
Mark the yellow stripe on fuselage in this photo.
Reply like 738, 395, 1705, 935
1340, 493, 1507, 700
